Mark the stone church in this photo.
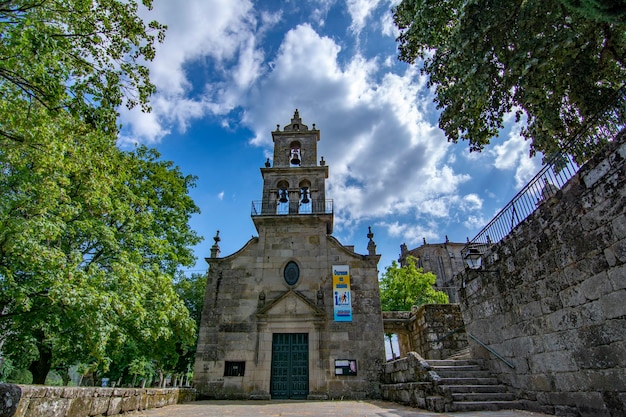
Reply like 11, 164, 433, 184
193, 110, 386, 400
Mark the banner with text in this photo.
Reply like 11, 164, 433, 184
332, 265, 352, 322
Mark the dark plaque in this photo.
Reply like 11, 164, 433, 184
284, 261, 300, 286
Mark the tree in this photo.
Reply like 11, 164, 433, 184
560, 0, 626, 23
172, 272, 207, 385
394, 0, 626, 161
379, 257, 448, 358
0, 0, 166, 137
379, 257, 448, 312
0, 111, 201, 383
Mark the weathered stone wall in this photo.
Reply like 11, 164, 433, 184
194, 226, 386, 400
0, 384, 196, 417
413, 304, 467, 360
454, 133, 626, 417
383, 304, 467, 360
380, 352, 444, 411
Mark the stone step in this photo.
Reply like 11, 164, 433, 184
430, 364, 482, 372
434, 369, 493, 378
446, 347, 471, 360
430, 366, 492, 379
438, 377, 500, 385
440, 384, 508, 394
451, 392, 516, 402
447, 401, 523, 412
427, 359, 479, 367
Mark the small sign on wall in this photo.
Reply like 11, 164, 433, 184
334, 359, 357, 376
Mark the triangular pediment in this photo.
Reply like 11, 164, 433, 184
257, 290, 326, 321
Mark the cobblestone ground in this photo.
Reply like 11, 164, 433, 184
131, 400, 554, 417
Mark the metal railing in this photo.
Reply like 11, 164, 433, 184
251, 199, 333, 216
463, 86, 625, 255
435, 325, 515, 368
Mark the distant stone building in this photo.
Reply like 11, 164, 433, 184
193, 110, 386, 400
398, 238, 466, 303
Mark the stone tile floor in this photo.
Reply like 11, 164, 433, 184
131, 400, 554, 417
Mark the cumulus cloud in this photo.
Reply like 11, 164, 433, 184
241, 23, 470, 238
492, 127, 542, 188
346, 0, 383, 35
116, 1, 521, 253
119, 0, 263, 144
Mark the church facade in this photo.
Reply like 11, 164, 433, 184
193, 111, 386, 400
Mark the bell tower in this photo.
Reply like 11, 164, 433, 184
252, 109, 332, 234
195, 110, 385, 401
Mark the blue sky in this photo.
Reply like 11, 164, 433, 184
119, 0, 543, 275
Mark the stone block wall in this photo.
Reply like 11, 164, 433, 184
413, 304, 467, 360
382, 304, 467, 360
454, 132, 626, 417
380, 352, 444, 412
0, 384, 196, 417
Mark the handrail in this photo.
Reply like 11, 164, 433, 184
467, 332, 515, 369
434, 325, 466, 343
434, 325, 515, 369
463, 86, 626, 255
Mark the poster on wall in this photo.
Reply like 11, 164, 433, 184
332, 265, 352, 322
334, 359, 357, 375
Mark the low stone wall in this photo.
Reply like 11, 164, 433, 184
0, 383, 196, 417
454, 132, 626, 416
383, 304, 468, 359
380, 352, 445, 412
413, 304, 466, 360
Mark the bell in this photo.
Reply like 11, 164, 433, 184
278, 189, 288, 203
290, 150, 301, 165
301, 188, 310, 204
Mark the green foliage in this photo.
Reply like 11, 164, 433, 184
0, 0, 166, 135
6, 368, 32, 385
379, 257, 448, 311
0, 0, 203, 386
0, 109, 201, 383
170, 272, 207, 378
394, 0, 626, 161
560, 0, 626, 23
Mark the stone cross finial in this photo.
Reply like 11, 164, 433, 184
367, 226, 376, 255
210, 230, 221, 258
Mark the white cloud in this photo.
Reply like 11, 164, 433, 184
492, 127, 541, 188
119, 0, 263, 144
218, 191, 225, 200
380, 3, 400, 38
241, 23, 470, 238
380, 221, 438, 246
346, 0, 383, 35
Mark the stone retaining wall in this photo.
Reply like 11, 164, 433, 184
413, 304, 466, 360
382, 304, 467, 359
0, 383, 196, 417
454, 132, 626, 416
380, 352, 444, 412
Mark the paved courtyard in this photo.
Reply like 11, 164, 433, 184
131, 400, 554, 417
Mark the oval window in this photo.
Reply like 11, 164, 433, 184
284, 261, 300, 286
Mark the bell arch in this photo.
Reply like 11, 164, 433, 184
289, 141, 302, 166
276, 180, 290, 215
298, 179, 312, 214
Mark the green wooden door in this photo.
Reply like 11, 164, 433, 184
270, 333, 309, 399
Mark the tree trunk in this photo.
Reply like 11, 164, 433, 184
28, 331, 52, 384
59, 366, 71, 386
386, 333, 396, 360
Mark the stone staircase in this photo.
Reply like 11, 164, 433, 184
427, 358, 522, 412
